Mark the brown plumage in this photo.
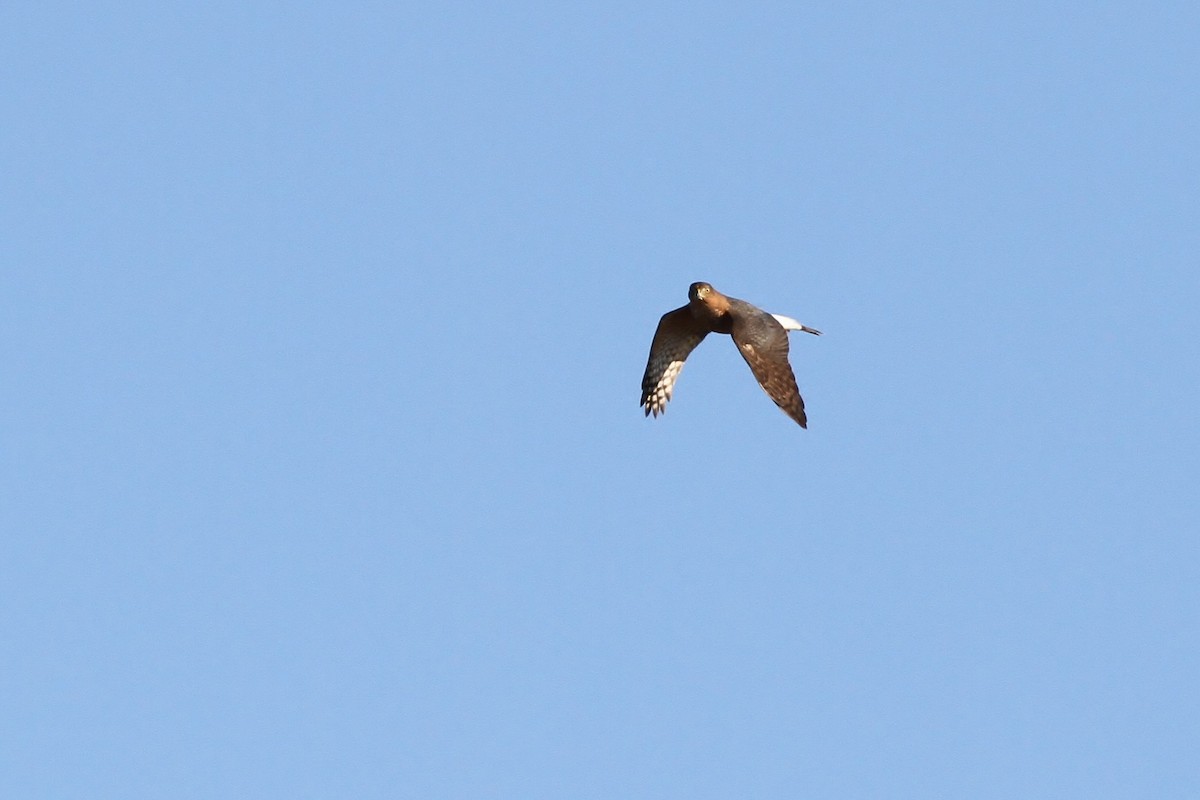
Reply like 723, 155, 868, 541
640, 282, 821, 427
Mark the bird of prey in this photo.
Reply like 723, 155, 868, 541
640, 282, 822, 427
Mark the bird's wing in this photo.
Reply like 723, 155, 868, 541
640, 306, 709, 417
729, 304, 808, 427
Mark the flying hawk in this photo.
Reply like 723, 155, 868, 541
640, 282, 821, 427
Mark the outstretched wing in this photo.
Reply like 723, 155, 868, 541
640, 306, 708, 417
729, 306, 808, 427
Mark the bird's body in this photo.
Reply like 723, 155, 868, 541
640, 282, 821, 427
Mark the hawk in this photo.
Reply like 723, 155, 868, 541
640, 282, 822, 427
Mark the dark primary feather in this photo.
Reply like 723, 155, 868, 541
727, 301, 808, 427
639, 306, 709, 415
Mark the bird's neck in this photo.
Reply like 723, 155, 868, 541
691, 295, 733, 333
691, 293, 729, 319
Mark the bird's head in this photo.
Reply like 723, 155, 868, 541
689, 282, 714, 302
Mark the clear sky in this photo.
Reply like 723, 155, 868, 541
3, 3, 1197, 798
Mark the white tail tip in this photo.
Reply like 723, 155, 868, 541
771, 314, 822, 335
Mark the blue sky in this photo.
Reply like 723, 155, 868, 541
2, 3, 1197, 797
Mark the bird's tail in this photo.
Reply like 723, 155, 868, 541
771, 314, 822, 336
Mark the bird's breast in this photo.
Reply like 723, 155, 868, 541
690, 296, 731, 329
